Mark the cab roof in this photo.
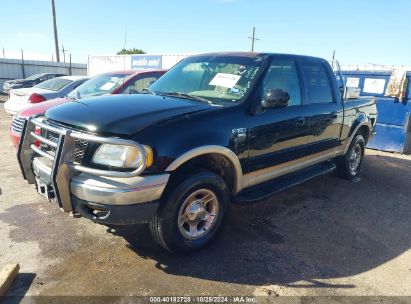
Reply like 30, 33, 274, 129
191, 52, 327, 62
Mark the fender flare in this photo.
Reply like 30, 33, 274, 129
165, 145, 243, 194
343, 120, 372, 155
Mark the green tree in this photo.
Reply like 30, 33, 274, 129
116, 48, 146, 55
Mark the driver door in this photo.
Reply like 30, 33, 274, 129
246, 58, 310, 185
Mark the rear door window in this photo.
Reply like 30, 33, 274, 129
301, 62, 334, 104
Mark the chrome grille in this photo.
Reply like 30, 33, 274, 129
11, 116, 26, 134
42, 129, 59, 144
39, 129, 59, 158
73, 139, 88, 164
38, 128, 89, 164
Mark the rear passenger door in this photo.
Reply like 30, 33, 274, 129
300, 60, 344, 154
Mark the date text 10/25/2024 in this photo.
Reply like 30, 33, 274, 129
149, 296, 257, 303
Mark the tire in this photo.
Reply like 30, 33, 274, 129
149, 170, 230, 253
336, 134, 365, 180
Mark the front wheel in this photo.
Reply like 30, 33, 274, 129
149, 171, 229, 253
336, 134, 365, 180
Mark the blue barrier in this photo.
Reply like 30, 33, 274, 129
342, 71, 411, 154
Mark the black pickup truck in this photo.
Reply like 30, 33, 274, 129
18, 53, 377, 253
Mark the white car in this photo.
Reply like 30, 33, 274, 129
4, 76, 89, 115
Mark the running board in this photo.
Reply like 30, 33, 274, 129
234, 161, 336, 204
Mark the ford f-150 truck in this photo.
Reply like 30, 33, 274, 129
17, 53, 377, 253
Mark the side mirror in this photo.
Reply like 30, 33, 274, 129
262, 88, 290, 109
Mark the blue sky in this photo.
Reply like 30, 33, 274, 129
1, 0, 410, 65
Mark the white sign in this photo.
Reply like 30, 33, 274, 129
209, 73, 241, 88
100, 81, 117, 91
363, 78, 386, 94
346, 77, 360, 88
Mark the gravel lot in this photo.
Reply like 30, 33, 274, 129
0, 93, 411, 301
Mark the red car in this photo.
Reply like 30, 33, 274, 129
9, 70, 166, 147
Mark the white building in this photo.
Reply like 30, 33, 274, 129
87, 54, 194, 76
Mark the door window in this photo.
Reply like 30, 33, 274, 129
262, 59, 302, 106
301, 62, 334, 104
123, 76, 158, 94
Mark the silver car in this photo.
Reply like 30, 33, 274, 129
4, 76, 89, 115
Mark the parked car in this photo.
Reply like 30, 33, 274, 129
17, 53, 377, 253
3, 73, 67, 93
4, 76, 89, 115
9, 70, 166, 147
67, 70, 166, 99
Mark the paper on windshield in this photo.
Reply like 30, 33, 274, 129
209, 73, 241, 88
100, 81, 117, 91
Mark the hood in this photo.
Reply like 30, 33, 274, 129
45, 94, 211, 136
19, 97, 70, 117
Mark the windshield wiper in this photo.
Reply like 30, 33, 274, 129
161, 92, 213, 104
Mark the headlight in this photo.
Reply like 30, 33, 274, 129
92, 144, 153, 169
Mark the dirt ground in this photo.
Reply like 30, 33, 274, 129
0, 94, 411, 302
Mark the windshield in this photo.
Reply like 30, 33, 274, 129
26, 74, 44, 81
149, 55, 263, 105
67, 73, 130, 99
34, 77, 72, 91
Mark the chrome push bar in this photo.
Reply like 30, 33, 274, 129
17, 117, 148, 212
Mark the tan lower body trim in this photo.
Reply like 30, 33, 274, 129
243, 147, 342, 189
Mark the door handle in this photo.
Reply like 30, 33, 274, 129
295, 117, 305, 127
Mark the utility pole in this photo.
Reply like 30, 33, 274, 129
248, 26, 260, 52
2, 47, 5, 59
21, 49, 25, 78
69, 53, 72, 75
51, 0, 60, 62
60, 44, 69, 63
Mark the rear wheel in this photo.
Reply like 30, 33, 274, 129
336, 134, 365, 179
149, 170, 229, 253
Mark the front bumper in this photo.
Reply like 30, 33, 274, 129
19, 118, 169, 225
72, 197, 160, 225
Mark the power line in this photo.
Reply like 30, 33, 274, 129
248, 26, 260, 52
